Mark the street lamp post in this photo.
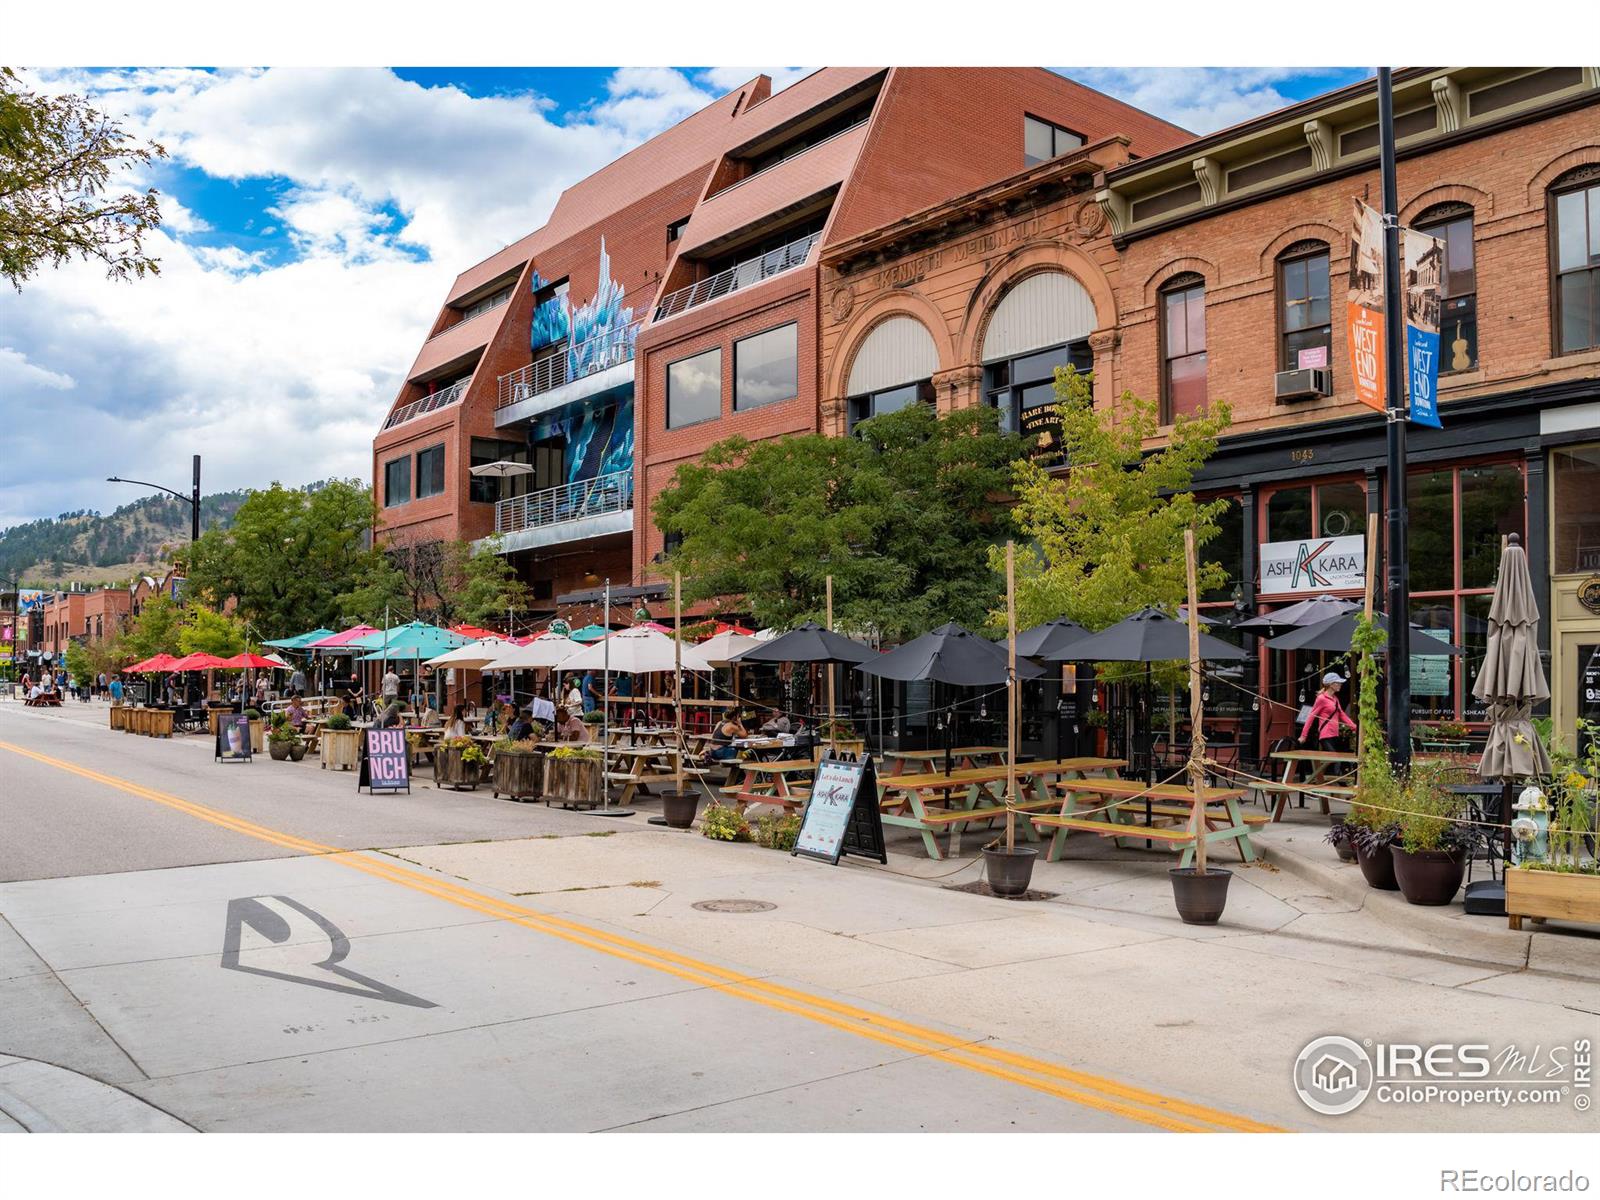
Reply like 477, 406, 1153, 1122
108, 454, 202, 547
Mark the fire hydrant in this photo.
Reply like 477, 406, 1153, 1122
1510, 784, 1550, 866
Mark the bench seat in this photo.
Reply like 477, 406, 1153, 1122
1029, 815, 1192, 842
1114, 802, 1270, 827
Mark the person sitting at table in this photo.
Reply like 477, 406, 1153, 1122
444, 703, 469, 739
552, 705, 588, 743
505, 706, 535, 742
419, 704, 441, 729
376, 700, 403, 729
1300, 672, 1356, 760
759, 709, 791, 735
285, 696, 308, 732
708, 713, 749, 762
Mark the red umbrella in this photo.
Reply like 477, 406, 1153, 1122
123, 653, 180, 673
450, 623, 501, 640
170, 652, 231, 672
221, 652, 280, 669
706, 622, 755, 639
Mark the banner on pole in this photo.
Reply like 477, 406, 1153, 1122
1402, 224, 1444, 429
1345, 198, 1386, 414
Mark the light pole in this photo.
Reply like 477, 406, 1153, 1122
108, 454, 202, 548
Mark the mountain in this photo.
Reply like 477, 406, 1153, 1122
1, 489, 254, 589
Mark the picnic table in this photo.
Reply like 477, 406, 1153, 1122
876, 756, 1126, 860
882, 745, 1006, 776
1035, 776, 1262, 866
605, 745, 687, 805
606, 725, 676, 747
1263, 749, 1359, 820
724, 758, 816, 815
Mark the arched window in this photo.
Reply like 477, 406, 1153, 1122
1159, 273, 1207, 422
845, 315, 938, 431
1550, 166, 1600, 354
981, 272, 1096, 437
1277, 240, 1331, 372
1415, 203, 1477, 372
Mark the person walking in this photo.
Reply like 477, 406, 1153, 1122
253, 673, 270, 709
289, 665, 307, 696
382, 665, 400, 707
1300, 671, 1357, 764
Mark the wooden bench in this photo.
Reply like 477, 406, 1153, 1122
1031, 814, 1192, 843
1251, 780, 1357, 820
24, 694, 63, 707
1114, 802, 1270, 827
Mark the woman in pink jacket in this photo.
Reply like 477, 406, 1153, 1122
1300, 671, 1357, 751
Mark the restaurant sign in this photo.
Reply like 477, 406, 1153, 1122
793, 753, 886, 865
359, 728, 411, 794
1260, 534, 1366, 596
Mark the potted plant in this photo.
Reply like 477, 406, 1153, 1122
754, 811, 801, 850
320, 712, 360, 771
816, 719, 865, 757
660, 787, 701, 829
545, 745, 604, 808
1391, 764, 1474, 905
1345, 613, 1400, 889
491, 736, 544, 801
244, 707, 265, 753
288, 732, 308, 762
1508, 723, 1600, 929
267, 715, 295, 762
1324, 813, 1358, 863
699, 801, 751, 842
1084, 706, 1109, 757
434, 735, 485, 790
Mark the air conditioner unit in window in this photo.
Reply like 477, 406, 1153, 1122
1274, 367, 1333, 402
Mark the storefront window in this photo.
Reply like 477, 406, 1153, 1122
1409, 601, 1457, 723
1459, 463, 1526, 588
1317, 481, 1366, 539
1409, 469, 1455, 593
1201, 496, 1244, 602
1266, 487, 1312, 542
1551, 444, 1600, 574
1460, 594, 1494, 722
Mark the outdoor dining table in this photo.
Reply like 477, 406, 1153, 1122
876, 756, 1126, 860
1033, 776, 1261, 866
1264, 749, 1361, 820
725, 759, 816, 816
605, 745, 684, 805
881, 746, 1006, 776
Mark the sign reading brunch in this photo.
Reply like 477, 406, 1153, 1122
360, 728, 411, 794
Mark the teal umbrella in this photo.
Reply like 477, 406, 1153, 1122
568, 624, 610, 643
351, 621, 470, 661
264, 628, 337, 650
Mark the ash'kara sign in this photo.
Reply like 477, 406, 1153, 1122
793, 754, 886, 865
1260, 535, 1366, 596
360, 728, 411, 793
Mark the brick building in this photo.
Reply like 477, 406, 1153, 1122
371, 68, 1187, 615
816, 66, 1600, 751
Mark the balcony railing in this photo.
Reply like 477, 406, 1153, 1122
494, 469, 634, 535
496, 318, 644, 410
654, 231, 821, 321
383, 377, 469, 430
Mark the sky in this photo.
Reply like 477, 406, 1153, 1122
0, 65, 1369, 532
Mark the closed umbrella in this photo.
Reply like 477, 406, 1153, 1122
1474, 533, 1551, 781
1266, 610, 1463, 656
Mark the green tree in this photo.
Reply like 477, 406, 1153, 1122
453, 536, 533, 630
0, 68, 166, 291
1001, 370, 1232, 677
336, 535, 530, 631
177, 604, 247, 657
654, 403, 1027, 639
118, 594, 182, 662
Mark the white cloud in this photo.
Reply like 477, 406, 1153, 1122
1063, 67, 1369, 134
696, 67, 813, 95
0, 348, 75, 392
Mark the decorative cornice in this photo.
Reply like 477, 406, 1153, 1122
1432, 75, 1463, 133
1302, 120, 1334, 172
1192, 157, 1221, 206
1094, 188, 1128, 238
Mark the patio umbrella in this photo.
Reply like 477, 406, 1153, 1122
261, 652, 292, 669
123, 653, 180, 674
481, 632, 581, 670
1474, 533, 1551, 781
696, 628, 762, 666
450, 623, 502, 641
1235, 594, 1359, 637
1014, 616, 1091, 661
169, 652, 231, 671
424, 637, 514, 670
1265, 610, 1463, 656
353, 624, 471, 661
556, 627, 715, 674
858, 621, 1045, 685
221, 652, 279, 670
468, 461, 534, 480
730, 621, 871, 665
568, 624, 611, 643
263, 628, 337, 650
306, 625, 380, 651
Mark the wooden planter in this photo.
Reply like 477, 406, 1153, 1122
208, 709, 233, 737
1506, 868, 1600, 930
247, 719, 265, 753
813, 737, 865, 760
146, 709, 174, 739
545, 755, 603, 808
320, 728, 361, 771
434, 746, 483, 791
109, 705, 126, 731
492, 750, 545, 801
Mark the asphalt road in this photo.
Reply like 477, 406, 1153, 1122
0, 702, 1260, 1133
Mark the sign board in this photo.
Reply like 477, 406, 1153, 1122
1260, 534, 1366, 595
793, 753, 886, 865
359, 728, 411, 794
1297, 345, 1328, 369
1411, 627, 1454, 698
1020, 403, 1064, 467
216, 714, 253, 763
1346, 198, 1387, 414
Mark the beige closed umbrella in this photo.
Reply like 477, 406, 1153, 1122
1473, 533, 1551, 781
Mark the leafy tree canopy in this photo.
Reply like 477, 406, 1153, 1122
117, 594, 183, 663
337, 534, 531, 633
654, 403, 1026, 640
177, 604, 248, 657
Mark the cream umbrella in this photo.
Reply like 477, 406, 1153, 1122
484, 632, 583, 671
424, 637, 514, 670
697, 629, 762, 666
556, 627, 716, 674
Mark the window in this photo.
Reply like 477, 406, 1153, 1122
1160, 276, 1207, 422
1278, 244, 1331, 371
459, 285, 512, 322
1551, 172, 1600, 353
849, 380, 934, 431
1552, 444, 1600, 574
1263, 480, 1365, 545
666, 347, 722, 429
1023, 115, 1084, 167
1417, 207, 1478, 371
984, 340, 1093, 438
734, 323, 798, 411
470, 437, 531, 504
383, 457, 410, 507
415, 444, 446, 499
667, 216, 690, 243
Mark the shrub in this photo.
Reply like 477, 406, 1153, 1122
581, 710, 604, 725
700, 802, 752, 842
244, 708, 261, 719
1396, 762, 1472, 854
493, 736, 537, 753
754, 811, 801, 850
549, 746, 600, 762
324, 713, 353, 731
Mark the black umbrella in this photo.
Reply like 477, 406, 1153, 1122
858, 621, 1045, 685
1236, 593, 1358, 637
1266, 610, 1463, 656
730, 621, 871, 664
1014, 617, 1091, 661
1052, 606, 1248, 664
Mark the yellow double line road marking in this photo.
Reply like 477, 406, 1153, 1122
2, 740, 1280, 1133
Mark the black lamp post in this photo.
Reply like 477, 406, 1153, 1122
108, 455, 202, 547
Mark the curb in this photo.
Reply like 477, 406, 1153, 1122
0, 1056, 195, 1133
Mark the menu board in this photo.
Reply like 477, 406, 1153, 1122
793, 754, 886, 866
215, 714, 253, 763
360, 728, 411, 794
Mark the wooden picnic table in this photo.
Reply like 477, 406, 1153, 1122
1038, 777, 1261, 867
725, 758, 815, 815
1267, 749, 1359, 820
882, 746, 1006, 776
605, 744, 684, 805
606, 725, 677, 747
876, 756, 1126, 860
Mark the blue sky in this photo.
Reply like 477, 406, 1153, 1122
0, 66, 1368, 531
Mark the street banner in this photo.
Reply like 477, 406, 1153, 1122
1402, 224, 1444, 429
1346, 198, 1386, 414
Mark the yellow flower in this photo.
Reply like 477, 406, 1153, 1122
1566, 772, 1588, 791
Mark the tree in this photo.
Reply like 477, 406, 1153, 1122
1001, 370, 1232, 676
336, 535, 531, 631
654, 403, 1027, 640
118, 594, 182, 663
177, 604, 247, 657
0, 68, 166, 291
453, 537, 533, 631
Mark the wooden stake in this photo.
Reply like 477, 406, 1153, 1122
674, 571, 684, 791
1183, 528, 1207, 876
825, 574, 835, 750
1006, 541, 1018, 852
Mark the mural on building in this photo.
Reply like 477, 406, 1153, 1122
534, 396, 634, 488
528, 271, 570, 355
527, 239, 639, 382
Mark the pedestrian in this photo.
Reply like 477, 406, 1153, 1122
254, 674, 269, 709
581, 670, 599, 714
563, 675, 583, 711
1300, 671, 1357, 754
289, 664, 307, 696
109, 676, 123, 704
382, 665, 400, 706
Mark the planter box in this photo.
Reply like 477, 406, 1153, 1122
208, 709, 233, 737
109, 706, 125, 731
146, 709, 174, 739
320, 728, 361, 771
434, 746, 483, 791
545, 755, 603, 808
492, 750, 545, 801
1506, 868, 1600, 930
247, 719, 265, 753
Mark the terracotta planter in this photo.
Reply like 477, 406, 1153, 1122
545, 755, 604, 808
1505, 868, 1600, 930
492, 750, 544, 801
434, 746, 483, 791
1354, 838, 1399, 890
320, 728, 360, 771
1392, 846, 1467, 906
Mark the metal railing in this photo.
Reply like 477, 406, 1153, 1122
496, 318, 643, 410
383, 377, 469, 430
654, 231, 820, 321
494, 469, 634, 535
